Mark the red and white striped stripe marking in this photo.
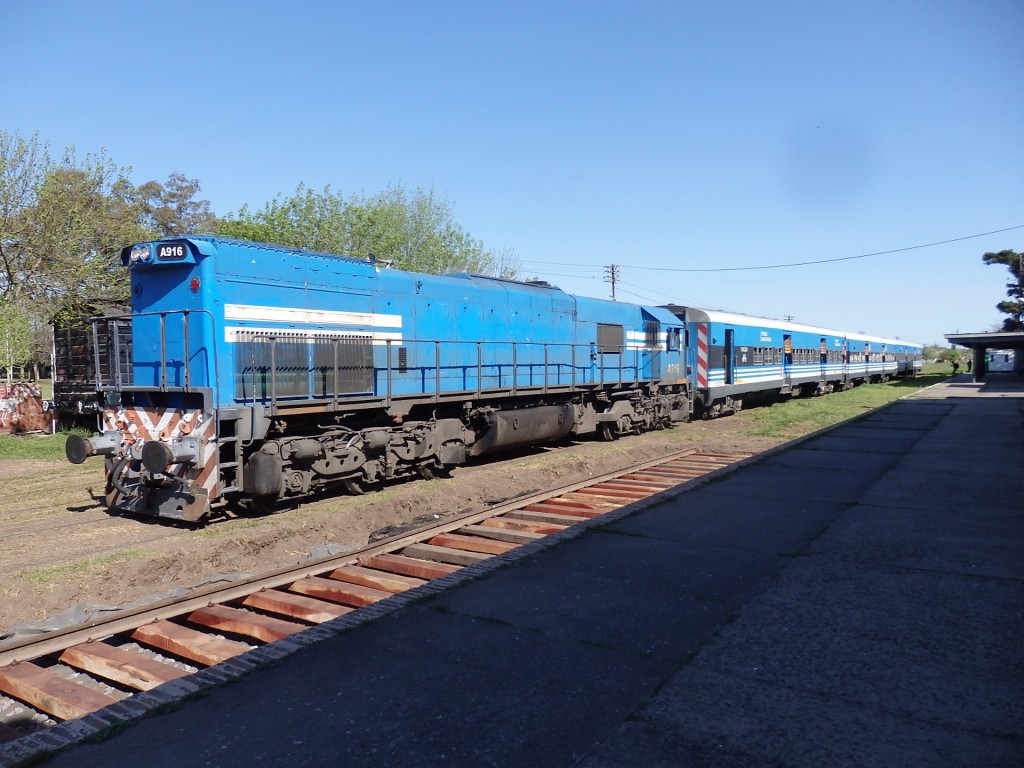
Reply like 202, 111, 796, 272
102, 405, 219, 497
695, 323, 709, 388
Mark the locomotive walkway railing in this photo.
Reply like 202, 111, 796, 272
84, 314, 665, 416
234, 335, 660, 413
90, 310, 219, 395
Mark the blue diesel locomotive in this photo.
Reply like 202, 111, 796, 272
66, 236, 690, 521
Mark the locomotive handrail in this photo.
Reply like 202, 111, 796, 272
87, 309, 219, 397
90, 322, 99, 390
159, 314, 167, 391
112, 318, 123, 390
232, 333, 655, 412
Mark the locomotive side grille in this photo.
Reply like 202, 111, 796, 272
235, 331, 373, 401
313, 334, 374, 395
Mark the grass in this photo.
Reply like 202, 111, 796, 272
0, 429, 89, 461
737, 371, 948, 438
18, 549, 156, 585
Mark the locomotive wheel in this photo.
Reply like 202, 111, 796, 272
240, 494, 279, 516
418, 462, 453, 480
343, 476, 381, 495
599, 422, 619, 442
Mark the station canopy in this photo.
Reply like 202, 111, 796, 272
945, 331, 1024, 349
944, 331, 1024, 378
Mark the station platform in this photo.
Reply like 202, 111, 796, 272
5, 374, 1023, 767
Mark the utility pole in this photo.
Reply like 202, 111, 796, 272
604, 264, 620, 301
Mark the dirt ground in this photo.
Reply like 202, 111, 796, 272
0, 418, 785, 636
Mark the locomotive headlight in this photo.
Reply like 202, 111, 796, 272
129, 245, 152, 264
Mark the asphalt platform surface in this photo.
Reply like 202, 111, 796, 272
6, 374, 1023, 767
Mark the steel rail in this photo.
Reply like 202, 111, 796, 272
0, 446, 711, 667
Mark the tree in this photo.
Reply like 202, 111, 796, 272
218, 183, 520, 278
0, 299, 32, 385
0, 130, 224, 381
136, 173, 219, 237
982, 249, 1024, 331
0, 130, 146, 323
218, 183, 353, 254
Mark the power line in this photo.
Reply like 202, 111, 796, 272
615, 287, 661, 304
519, 224, 1024, 274
633, 224, 1024, 272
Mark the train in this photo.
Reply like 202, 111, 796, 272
64, 236, 923, 523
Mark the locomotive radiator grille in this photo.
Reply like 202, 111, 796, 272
234, 330, 374, 401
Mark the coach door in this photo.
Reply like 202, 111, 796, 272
841, 337, 849, 386
819, 337, 828, 383
724, 328, 735, 385
783, 334, 793, 388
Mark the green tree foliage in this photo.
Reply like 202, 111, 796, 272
136, 172, 218, 237
0, 299, 32, 384
1, 131, 218, 321
982, 249, 1024, 331
0, 130, 146, 321
0, 130, 220, 377
218, 183, 519, 278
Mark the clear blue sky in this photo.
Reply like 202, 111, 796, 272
6, 0, 1023, 345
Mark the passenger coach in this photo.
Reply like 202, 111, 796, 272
669, 306, 923, 418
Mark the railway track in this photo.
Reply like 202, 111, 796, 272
0, 448, 750, 751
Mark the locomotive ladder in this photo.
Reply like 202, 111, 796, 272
213, 413, 244, 495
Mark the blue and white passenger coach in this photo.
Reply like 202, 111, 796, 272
66, 237, 690, 521
671, 306, 923, 417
